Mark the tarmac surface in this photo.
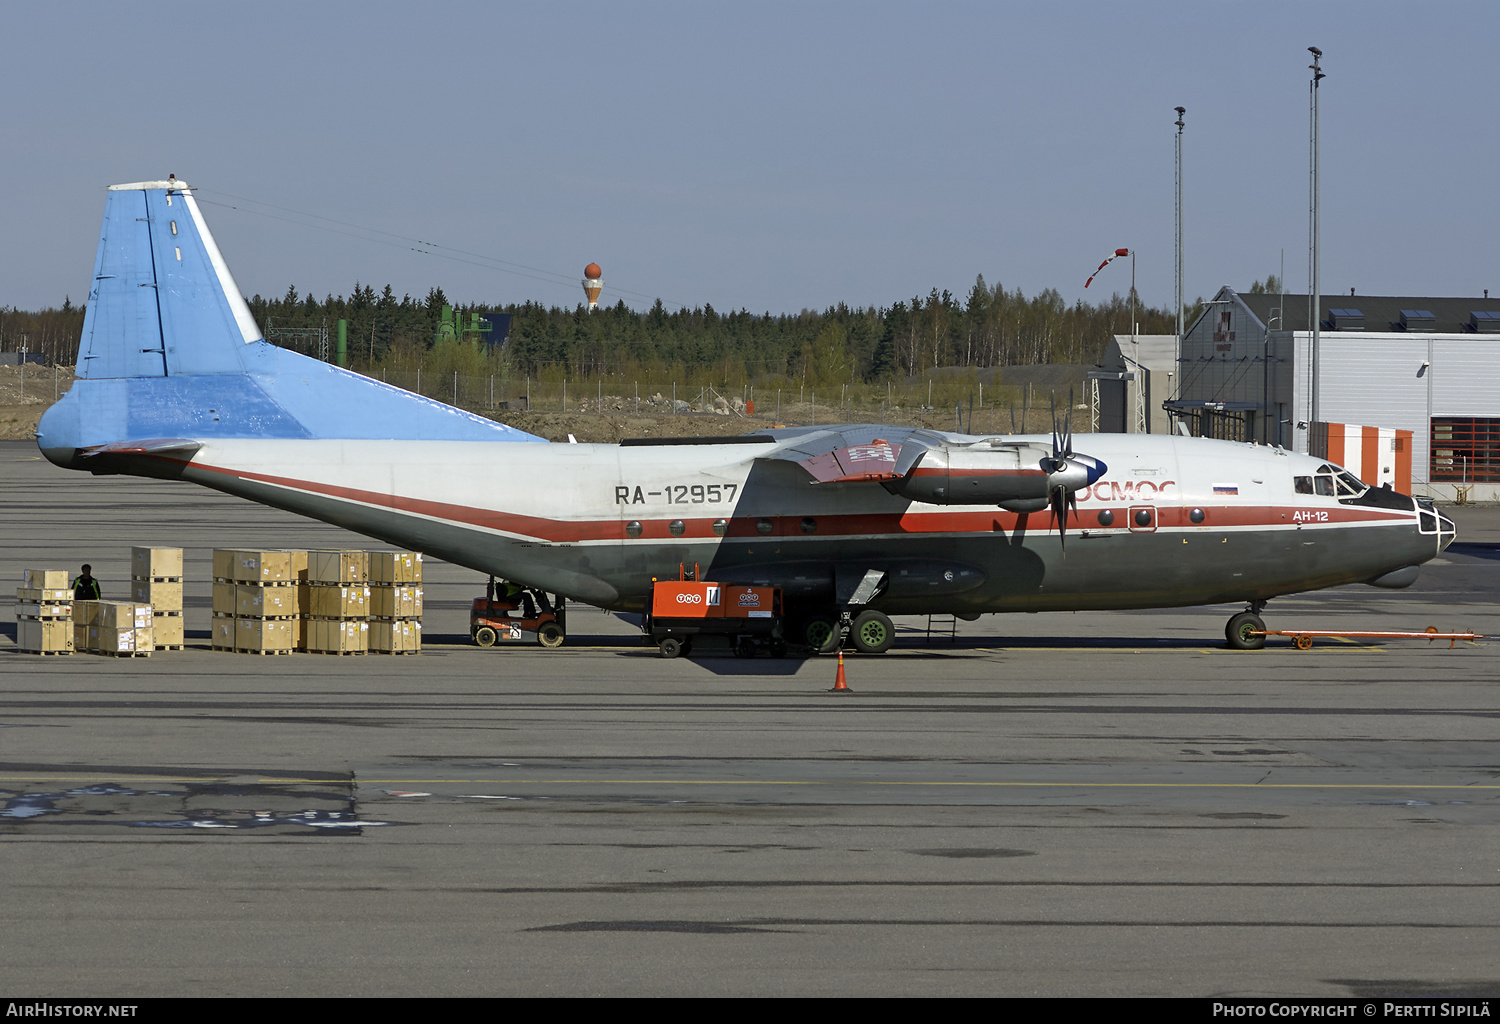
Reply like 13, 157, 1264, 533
1, 440, 1497, 997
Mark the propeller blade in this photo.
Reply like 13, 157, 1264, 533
1050, 486, 1070, 550
1064, 388, 1075, 457
1009, 404, 1017, 433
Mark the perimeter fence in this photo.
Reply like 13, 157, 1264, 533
372, 369, 1086, 434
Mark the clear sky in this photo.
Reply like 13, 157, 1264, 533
4, 1, 1496, 315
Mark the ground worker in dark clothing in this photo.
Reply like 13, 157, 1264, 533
72, 564, 101, 600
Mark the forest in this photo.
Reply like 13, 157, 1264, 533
0, 276, 1200, 389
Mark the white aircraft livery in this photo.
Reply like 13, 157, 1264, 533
38, 179, 1457, 652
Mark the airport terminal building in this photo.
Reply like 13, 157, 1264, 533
1167, 288, 1500, 501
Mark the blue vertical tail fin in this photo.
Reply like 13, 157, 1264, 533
41, 177, 542, 465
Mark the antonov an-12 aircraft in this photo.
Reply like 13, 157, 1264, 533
38, 179, 1456, 652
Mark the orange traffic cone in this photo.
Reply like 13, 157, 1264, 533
829, 650, 851, 692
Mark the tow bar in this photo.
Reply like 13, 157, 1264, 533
1253, 626, 1485, 650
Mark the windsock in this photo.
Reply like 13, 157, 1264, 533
1085, 248, 1131, 289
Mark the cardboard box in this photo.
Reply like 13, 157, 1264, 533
308, 550, 367, 585
131, 547, 183, 579
16, 600, 72, 620
369, 551, 422, 584
369, 584, 423, 619
212, 582, 238, 616
16, 588, 72, 603
235, 550, 294, 583
370, 619, 421, 653
236, 584, 297, 617
95, 602, 153, 629
25, 569, 70, 590
236, 617, 294, 651
309, 618, 368, 653
212, 614, 236, 648
89, 625, 143, 654
130, 578, 183, 611
18, 618, 73, 653
151, 613, 184, 648
308, 585, 369, 619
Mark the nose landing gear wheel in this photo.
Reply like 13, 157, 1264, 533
1226, 611, 1266, 651
851, 610, 894, 655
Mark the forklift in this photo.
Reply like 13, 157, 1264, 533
470, 576, 566, 648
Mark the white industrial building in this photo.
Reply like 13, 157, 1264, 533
1166, 288, 1500, 501
1089, 334, 1177, 436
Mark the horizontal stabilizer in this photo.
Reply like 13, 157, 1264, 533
80, 437, 202, 459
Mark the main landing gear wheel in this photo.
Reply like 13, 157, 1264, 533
1226, 611, 1266, 651
803, 617, 840, 655
538, 622, 565, 648
851, 610, 894, 655
473, 626, 497, 648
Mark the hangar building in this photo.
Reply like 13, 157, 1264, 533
1090, 334, 1176, 436
1167, 288, 1500, 501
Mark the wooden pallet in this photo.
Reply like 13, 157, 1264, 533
18, 648, 73, 656
232, 647, 293, 656
91, 649, 152, 658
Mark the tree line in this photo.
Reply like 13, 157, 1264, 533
3, 278, 1200, 383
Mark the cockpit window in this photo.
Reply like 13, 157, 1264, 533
1297, 464, 1368, 498
1334, 469, 1366, 496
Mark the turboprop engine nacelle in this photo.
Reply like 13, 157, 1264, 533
890, 442, 1107, 508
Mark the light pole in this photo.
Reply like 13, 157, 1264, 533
1308, 47, 1325, 437
1174, 106, 1185, 349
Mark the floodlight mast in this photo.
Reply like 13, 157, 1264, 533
1308, 47, 1325, 436
1174, 106, 1185, 350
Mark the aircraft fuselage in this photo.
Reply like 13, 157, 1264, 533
107, 431, 1450, 615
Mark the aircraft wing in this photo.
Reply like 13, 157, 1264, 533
753, 425, 950, 484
